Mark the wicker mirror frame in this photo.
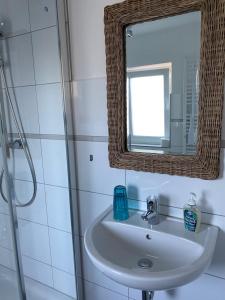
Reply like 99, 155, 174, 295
104, 0, 225, 180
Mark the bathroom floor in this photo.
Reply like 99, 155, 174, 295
0, 265, 75, 300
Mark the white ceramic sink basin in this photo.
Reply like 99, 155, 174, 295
84, 207, 218, 291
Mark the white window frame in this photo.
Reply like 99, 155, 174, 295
127, 63, 172, 150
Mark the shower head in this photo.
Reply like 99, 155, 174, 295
127, 28, 134, 38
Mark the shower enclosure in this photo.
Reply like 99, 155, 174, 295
0, 1, 80, 299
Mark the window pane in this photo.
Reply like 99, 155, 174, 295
130, 75, 165, 137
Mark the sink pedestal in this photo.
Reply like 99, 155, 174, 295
142, 291, 154, 300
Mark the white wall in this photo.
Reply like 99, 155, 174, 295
68, 1, 225, 300
0, 0, 76, 298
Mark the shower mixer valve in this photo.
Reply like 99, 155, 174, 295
8, 139, 23, 150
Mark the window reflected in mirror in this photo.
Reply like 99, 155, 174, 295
125, 11, 201, 155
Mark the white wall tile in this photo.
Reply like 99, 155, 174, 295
78, 190, 112, 236
18, 219, 51, 264
36, 83, 65, 135
16, 181, 47, 225
25, 275, 75, 300
72, 78, 108, 136
81, 238, 128, 296
128, 288, 142, 300
0, 247, 15, 270
22, 255, 53, 287
3, 33, 35, 87
49, 228, 74, 274
45, 185, 71, 232
209, 222, 225, 279
0, 213, 13, 249
32, 27, 61, 84
8, 138, 44, 183
68, 0, 123, 80
129, 274, 225, 300
41, 139, 68, 187
4, 86, 39, 134
0, 194, 8, 215
0, 0, 30, 37
75, 141, 125, 195
53, 268, 77, 298
29, 0, 57, 31
83, 279, 128, 300
126, 150, 225, 216
0, 265, 21, 299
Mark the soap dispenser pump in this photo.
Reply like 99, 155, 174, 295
183, 193, 201, 233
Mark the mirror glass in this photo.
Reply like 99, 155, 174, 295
125, 11, 201, 155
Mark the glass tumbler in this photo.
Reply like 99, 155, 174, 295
113, 185, 129, 221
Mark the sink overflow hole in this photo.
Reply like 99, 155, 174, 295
146, 234, 151, 240
137, 258, 153, 269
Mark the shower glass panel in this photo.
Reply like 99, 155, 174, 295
0, 103, 24, 299
0, 1, 78, 300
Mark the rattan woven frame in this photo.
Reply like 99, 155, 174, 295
104, 0, 225, 180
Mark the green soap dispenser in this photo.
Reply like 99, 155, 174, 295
183, 193, 201, 233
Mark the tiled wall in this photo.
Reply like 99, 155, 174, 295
68, 0, 225, 300
0, 0, 76, 298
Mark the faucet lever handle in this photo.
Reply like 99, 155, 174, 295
146, 195, 158, 212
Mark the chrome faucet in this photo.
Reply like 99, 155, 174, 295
142, 196, 160, 225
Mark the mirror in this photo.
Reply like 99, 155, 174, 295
125, 12, 201, 155
104, 0, 225, 179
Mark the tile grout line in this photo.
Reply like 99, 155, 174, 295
71, 76, 107, 82
1, 81, 62, 89
28, 13, 55, 288
6, 133, 225, 148
81, 277, 129, 298
0, 244, 75, 278
0, 211, 72, 235
0, 264, 74, 299
2, 24, 58, 41
76, 189, 225, 219
5, 178, 225, 219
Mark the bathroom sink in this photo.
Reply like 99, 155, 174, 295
84, 207, 218, 291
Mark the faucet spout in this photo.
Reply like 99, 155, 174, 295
142, 210, 153, 221
141, 196, 160, 225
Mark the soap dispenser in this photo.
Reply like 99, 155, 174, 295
183, 193, 201, 233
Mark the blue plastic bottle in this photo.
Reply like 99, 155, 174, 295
113, 185, 129, 221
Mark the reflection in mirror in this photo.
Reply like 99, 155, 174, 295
125, 12, 201, 155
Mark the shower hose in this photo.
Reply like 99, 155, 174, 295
0, 58, 37, 207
